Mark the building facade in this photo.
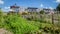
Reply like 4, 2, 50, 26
10, 4, 20, 12
43, 8, 54, 14
26, 7, 38, 12
10, 4, 56, 14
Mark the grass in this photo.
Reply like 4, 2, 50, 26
0, 12, 60, 34
0, 14, 39, 34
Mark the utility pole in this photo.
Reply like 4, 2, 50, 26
52, 13, 54, 24
51, 12, 55, 34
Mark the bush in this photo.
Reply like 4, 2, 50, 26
0, 9, 60, 34
0, 13, 39, 34
39, 10, 44, 14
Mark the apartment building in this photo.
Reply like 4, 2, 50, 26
26, 7, 38, 12
10, 4, 20, 12
10, 4, 55, 14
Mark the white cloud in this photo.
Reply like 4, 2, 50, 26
2, 7, 10, 12
44, 7, 54, 9
49, 7, 54, 9
4, 7, 10, 9
40, 4, 43, 7
56, 0, 60, 3
0, 0, 4, 4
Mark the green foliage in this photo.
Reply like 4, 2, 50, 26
56, 4, 60, 12
39, 10, 44, 14
0, 8, 4, 23
0, 11, 60, 34
0, 13, 39, 34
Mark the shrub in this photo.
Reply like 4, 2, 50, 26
1, 14, 39, 34
39, 10, 44, 14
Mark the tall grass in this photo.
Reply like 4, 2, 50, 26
0, 9, 60, 34
0, 13, 39, 34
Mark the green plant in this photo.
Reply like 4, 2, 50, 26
0, 9, 60, 34
56, 4, 60, 12
1, 14, 39, 34
39, 10, 44, 14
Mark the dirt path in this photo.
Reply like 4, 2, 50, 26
0, 28, 12, 34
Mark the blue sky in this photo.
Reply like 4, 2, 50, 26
0, 0, 60, 11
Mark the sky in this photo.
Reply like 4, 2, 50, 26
0, 0, 60, 12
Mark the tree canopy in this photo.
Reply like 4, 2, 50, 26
39, 10, 44, 14
56, 4, 60, 11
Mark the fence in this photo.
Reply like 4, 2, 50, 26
21, 14, 60, 25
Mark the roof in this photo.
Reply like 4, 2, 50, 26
27, 7, 38, 9
43, 8, 51, 10
10, 6, 20, 8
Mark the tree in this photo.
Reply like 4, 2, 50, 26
39, 10, 44, 14
56, 4, 60, 13
39, 10, 45, 21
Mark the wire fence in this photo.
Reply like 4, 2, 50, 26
21, 14, 60, 25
